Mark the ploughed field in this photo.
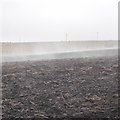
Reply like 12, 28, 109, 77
2, 56, 119, 119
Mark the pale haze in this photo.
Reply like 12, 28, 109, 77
0, 0, 118, 42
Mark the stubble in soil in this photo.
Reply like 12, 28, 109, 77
2, 56, 119, 119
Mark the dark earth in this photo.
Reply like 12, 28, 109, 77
2, 56, 119, 119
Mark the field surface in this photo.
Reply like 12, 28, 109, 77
2, 56, 119, 119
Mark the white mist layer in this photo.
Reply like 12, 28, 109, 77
1, 40, 118, 62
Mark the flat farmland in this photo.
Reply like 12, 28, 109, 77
2, 56, 119, 119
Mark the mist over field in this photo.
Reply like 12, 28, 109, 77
1, 40, 118, 62
0, 0, 119, 119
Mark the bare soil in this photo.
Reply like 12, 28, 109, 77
2, 56, 119, 119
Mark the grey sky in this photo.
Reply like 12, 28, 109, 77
0, 0, 119, 42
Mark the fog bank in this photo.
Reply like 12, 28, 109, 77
1, 40, 118, 62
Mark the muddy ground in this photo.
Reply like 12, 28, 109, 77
2, 56, 119, 119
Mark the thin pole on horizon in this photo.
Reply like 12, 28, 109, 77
19, 36, 20, 42
66, 33, 67, 41
97, 32, 99, 40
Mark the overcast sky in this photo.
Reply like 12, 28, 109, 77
0, 0, 119, 42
